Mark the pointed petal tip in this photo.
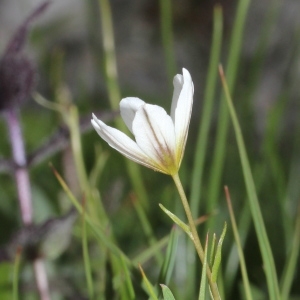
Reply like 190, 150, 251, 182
182, 68, 191, 79
92, 113, 98, 121
91, 119, 100, 130
91, 114, 105, 131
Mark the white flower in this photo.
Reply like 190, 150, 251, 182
91, 68, 194, 175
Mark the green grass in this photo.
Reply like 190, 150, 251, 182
0, 0, 299, 299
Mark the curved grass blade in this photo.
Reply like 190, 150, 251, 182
219, 65, 280, 300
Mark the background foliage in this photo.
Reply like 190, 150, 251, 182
0, 0, 299, 299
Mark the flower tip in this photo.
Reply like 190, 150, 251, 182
182, 68, 191, 79
91, 114, 103, 131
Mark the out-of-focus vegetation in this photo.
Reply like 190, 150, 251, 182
0, 0, 299, 299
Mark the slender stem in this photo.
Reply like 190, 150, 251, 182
13, 248, 22, 300
172, 173, 220, 300
98, 0, 150, 210
224, 186, 253, 300
33, 259, 51, 300
5, 107, 51, 300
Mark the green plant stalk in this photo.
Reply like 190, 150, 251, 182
224, 187, 253, 300
206, 0, 251, 225
224, 197, 251, 293
280, 203, 300, 299
111, 255, 135, 300
51, 163, 132, 266
132, 235, 170, 266
139, 265, 159, 300
211, 223, 227, 283
68, 105, 90, 192
219, 66, 280, 300
198, 235, 208, 300
172, 173, 220, 300
132, 195, 164, 265
65, 105, 137, 298
263, 97, 290, 252
158, 227, 179, 285
243, 0, 280, 100
190, 4, 223, 217
159, 0, 176, 91
98, 0, 149, 210
224, 163, 266, 293
12, 249, 21, 300
188, 7, 223, 296
81, 202, 94, 299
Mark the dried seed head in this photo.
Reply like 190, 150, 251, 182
0, 0, 50, 112
0, 55, 36, 111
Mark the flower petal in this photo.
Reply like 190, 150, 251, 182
170, 68, 194, 164
91, 114, 167, 173
170, 74, 184, 120
120, 97, 145, 133
132, 104, 178, 174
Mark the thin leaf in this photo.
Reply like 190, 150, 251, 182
280, 202, 300, 299
132, 235, 169, 266
139, 265, 158, 300
98, 0, 149, 209
160, 284, 176, 300
159, 204, 192, 239
198, 235, 209, 300
225, 186, 253, 300
212, 222, 227, 283
50, 163, 131, 265
81, 200, 94, 299
158, 226, 179, 284
209, 234, 217, 266
219, 65, 280, 300
112, 255, 135, 300
132, 194, 163, 265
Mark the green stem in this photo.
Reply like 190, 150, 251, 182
224, 186, 253, 300
219, 66, 280, 300
159, 0, 176, 91
98, 0, 149, 210
172, 173, 220, 300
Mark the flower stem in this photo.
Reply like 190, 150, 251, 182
172, 172, 220, 300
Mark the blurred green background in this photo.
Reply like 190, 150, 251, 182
0, 0, 300, 299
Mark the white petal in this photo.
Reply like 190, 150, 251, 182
170, 74, 184, 122
170, 68, 194, 163
132, 104, 177, 173
120, 97, 145, 133
91, 114, 166, 173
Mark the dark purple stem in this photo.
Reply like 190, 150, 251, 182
5, 107, 51, 300
5, 107, 32, 225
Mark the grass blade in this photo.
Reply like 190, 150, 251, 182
198, 235, 209, 300
12, 248, 21, 300
219, 65, 280, 300
206, 0, 251, 226
224, 186, 253, 300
